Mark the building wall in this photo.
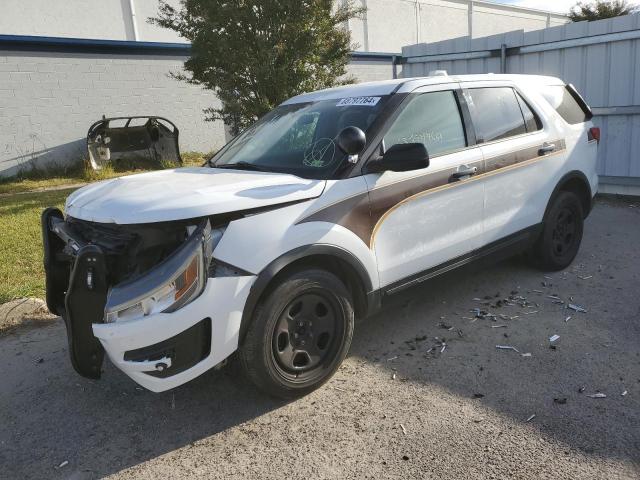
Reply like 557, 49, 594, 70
0, 0, 183, 42
0, 0, 566, 177
352, 0, 567, 52
0, 48, 394, 178
0, 0, 567, 49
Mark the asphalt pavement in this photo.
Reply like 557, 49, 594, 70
1, 197, 639, 479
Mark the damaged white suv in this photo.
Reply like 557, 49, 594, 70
43, 74, 598, 398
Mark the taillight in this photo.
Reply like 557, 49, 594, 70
588, 127, 600, 143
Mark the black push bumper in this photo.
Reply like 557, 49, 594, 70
41, 208, 107, 379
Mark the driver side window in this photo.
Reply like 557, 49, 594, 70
383, 90, 466, 158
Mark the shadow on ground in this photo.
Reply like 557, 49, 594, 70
1, 198, 639, 478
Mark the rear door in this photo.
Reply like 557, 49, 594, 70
462, 83, 563, 245
364, 85, 485, 289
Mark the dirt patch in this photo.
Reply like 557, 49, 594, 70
0, 297, 57, 335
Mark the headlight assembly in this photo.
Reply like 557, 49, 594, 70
104, 220, 214, 323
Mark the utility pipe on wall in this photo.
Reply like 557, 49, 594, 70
128, 0, 140, 41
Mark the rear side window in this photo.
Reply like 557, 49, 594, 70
516, 92, 542, 132
383, 90, 467, 157
542, 85, 592, 125
464, 88, 527, 143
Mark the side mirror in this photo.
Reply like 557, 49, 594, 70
336, 126, 366, 156
377, 143, 429, 172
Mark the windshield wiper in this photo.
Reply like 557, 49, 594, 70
213, 161, 273, 172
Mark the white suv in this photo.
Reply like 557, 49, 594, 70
42, 74, 598, 398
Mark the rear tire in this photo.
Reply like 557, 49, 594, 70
239, 269, 355, 399
530, 191, 584, 271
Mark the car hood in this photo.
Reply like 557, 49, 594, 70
65, 167, 326, 224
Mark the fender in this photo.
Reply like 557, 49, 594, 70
238, 244, 375, 343
543, 170, 593, 220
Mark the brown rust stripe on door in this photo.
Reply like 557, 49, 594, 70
297, 140, 565, 249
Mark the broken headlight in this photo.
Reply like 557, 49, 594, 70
104, 220, 218, 323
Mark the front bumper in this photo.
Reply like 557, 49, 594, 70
42, 207, 256, 392
93, 275, 254, 392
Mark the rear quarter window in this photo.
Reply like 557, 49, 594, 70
542, 85, 592, 125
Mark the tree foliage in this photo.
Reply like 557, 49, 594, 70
568, 0, 638, 22
151, 1, 364, 134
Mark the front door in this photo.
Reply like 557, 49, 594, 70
364, 87, 485, 289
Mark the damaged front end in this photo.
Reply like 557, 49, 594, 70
41, 208, 222, 380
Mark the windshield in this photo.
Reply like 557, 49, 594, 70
210, 96, 389, 179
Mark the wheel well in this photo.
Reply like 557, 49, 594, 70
558, 176, 592, 218
259, 254, 369, 320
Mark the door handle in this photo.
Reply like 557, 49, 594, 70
539, 143, 556, 155
450, 165, 478, 181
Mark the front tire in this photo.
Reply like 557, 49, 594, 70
239, 269, 355, 399
530, 191, 584, 271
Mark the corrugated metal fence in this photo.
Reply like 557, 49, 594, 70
400, 14, 640, 194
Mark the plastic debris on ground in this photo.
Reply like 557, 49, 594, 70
586, 393, 607, 398
496, 345, 520, 353
621, 390, 628, 396
568, 304, 587, 313
549, 334, 560, 342
526, 414, 536, 422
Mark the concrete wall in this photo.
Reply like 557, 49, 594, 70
401, 13, 640, 194
0, 0, 183, 42
348, 0, 568, 52
0, 47, 394, 178
0, 0, 567, 50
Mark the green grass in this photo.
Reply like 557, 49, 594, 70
0, 152, 210, 196
0, 152, 213, 304
0, 152, 215, 304
0, 188, 75, 303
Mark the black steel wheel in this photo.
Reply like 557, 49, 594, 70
239, 269, 354, 398
530, 191, 584, 271
551, 206, 578, 258
272, 292, 340, 378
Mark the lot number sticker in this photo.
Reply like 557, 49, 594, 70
336, 96, 381, 107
